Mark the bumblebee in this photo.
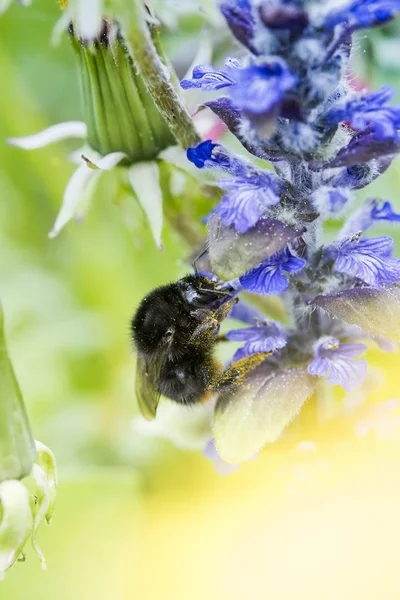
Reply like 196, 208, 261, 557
131, 274, 266, 420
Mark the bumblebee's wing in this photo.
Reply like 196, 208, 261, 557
135, 354, 164, 421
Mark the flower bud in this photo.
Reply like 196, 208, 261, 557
0, 480, 32, 579
69, 21, 176, 162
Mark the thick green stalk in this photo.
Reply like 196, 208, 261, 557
0, 305, 35, 482
118, 0, 201, 149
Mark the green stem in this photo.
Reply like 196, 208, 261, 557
0, 305, 35, 482
118, 0, 201, 149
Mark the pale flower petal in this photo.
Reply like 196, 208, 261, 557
34, 441, 58, 525
128, 162, 164, 250
49, 152, 126, 238
8, 122, 87, 150
49, 163, 99, 239
30, 465, 49, 570
91, 151, 127, 170
0, 480, 33, 580
73, 0, 103, 41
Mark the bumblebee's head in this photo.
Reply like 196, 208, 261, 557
178, 275, 232, 309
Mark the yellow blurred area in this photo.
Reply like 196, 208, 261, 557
2, 350, 400, 600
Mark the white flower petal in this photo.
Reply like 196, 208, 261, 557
0, 480, 33, 580
71, 0, 103, 40
30, 465, 49, 571
93, 151, 127, 170
128, 162, 164, 250
51, 12, 70, 46
49, 163, 99, 238
8, 122, 87, 150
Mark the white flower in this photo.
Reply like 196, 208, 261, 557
8, 123, 167, 248
0, 441, 58, 579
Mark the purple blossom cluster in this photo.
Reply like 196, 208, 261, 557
181, 0, 400, 397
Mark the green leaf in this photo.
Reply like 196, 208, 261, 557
208, 215, 304, 280
313, 286, 400, 342
214, 366, 316, 464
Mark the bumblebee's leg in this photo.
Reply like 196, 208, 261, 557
215, 334, 228, 343
190, 317, 220, 344
213, 297, 239, 323
217, 353, 270, 389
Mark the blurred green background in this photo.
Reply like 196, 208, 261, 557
2, 3, 400, 599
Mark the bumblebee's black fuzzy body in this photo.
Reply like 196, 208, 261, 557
131, 275, 231, 414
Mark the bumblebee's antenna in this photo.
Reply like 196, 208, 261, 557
192, 245, 209, 274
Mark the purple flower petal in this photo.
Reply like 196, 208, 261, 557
186, 140, 247, 175
327, 86, 400, 141
371, 200, 400, 222
240, 247, 306, 295
325, 130, 400, 168
181, 64, 235, 91
324, 0, 400, 31
228, 301, 265, 324
229, 59, 298, 117
332, 235, 400, 287
205, 98, 281, 161
214, 172, 283, 233
227, 321, 287, 355
308, 337, 367, 391
220, 0, 257, 53
340, 199, 400, 236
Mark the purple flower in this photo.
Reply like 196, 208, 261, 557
371, 200, 400, 222
325, 130, 400, 168
227, 321, 287, 359
308, 337, 367, 391
205, 97, 280, 161
229, 59, 298, 117
340, 199, 400, 235
329, 161, 393, 191
239, 247, 306, 295
331, 235, 400, 287
328, 87, 400, 141
182, 58, 297, 121
324, 0, 400, 31
214, 172, 283, 233
187, 140, 246, 175
228, 301, 266, 324
181, 63, 236, 91
220, 0, 257, 52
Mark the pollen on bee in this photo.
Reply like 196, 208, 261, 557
219, 352, 271, 389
